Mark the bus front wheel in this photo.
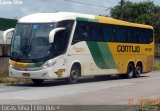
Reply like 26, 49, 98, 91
126, 63, 134, 79
67, 64, 80, 84
32, 79, 44, 85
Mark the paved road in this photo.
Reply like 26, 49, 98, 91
0, 71, 160, 105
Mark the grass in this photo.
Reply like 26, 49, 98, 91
138, 105, 160, 111
0, 57, 31, 84
0, 77, 31, 85
0, 73, 32, 85
0, 69, 31, 84
153, 61, 160, 70
137, 98, 160, 111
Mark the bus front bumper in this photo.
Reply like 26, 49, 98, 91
9, 66, 59, 80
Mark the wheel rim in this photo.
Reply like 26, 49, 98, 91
128, 64, 134, 78
71, 69, 79, 81
136, 66, 141, 76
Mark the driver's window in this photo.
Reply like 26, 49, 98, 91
53, 30, 65, 56
53, 20, 74, 56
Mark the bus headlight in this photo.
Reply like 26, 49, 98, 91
42, 60, 57, 69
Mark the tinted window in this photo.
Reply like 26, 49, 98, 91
103, 25, 115, 42
73, 21, 87, 42
73, 21, 153, 44
73, 21, 103, 43
88, 23, 101, 41
137, 29, 146, 43
127, 28, 137, 43
54, 20, 74, 56
146, 29, 153, 43
115, 26, 126, 42
137, 28, 153, 44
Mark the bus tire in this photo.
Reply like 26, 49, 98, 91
126, 63, 134, 79
67, 64, 80, 84
134, 63, 142, 78
32, 79, 44, 85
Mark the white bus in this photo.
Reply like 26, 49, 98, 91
3, 12, 154, 84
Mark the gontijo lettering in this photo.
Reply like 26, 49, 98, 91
117, 45, 140, 52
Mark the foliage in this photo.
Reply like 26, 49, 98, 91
153, 61, 160, 70
0, 18, 17, 31
110, 1, 160, 43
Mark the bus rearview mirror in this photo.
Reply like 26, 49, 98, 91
49, 27, 66, 43
3, 28, 15, 44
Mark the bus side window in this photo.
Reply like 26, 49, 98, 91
137, 29, 145, 43
53, 30, 64, 55
145, 29, 153, 44
103, 25, 115, 42
72, 21, 88, 44
127, 28, 137, 43
137, 29, 153, 44
115, 26, 126, 42
87, 23, 100, 41
54, 20, 74, 56
98, 25, 103, 41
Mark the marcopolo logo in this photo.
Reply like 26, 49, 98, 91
117, 45, 140, 53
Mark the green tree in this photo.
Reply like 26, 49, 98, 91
110, 0, 160, 43
0, 18, 17, 31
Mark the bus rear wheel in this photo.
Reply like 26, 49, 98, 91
67, 65, 80, 84
126, 63, 134, 79
134, 64, 142, 78
32, 79, 44, 85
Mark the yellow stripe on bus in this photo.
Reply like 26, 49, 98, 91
10, 60, 29, 68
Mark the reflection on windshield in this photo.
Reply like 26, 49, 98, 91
11, 23, 55, 60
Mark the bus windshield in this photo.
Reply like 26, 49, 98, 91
11, 23, 55, 61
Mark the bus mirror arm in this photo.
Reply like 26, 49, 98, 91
49, 27, 66, 43
3, 28, 15, 43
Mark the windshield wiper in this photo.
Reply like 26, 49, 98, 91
20, 37, 32, 54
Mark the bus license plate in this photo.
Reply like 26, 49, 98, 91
23, 73, 30, 77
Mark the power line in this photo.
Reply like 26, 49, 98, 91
64, 0, 111, 9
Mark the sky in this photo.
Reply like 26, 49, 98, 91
0, 0, 160, 19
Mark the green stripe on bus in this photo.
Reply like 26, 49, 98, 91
97, 42, 117, 69
34, 62, 45, 67
77, 17, 98, 23
86, 41, 117, 69
27, 63, 35, 67
86, 42, 107, 69
27, 62, 44, 67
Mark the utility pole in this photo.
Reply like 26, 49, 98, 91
120, 0, 124, 20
